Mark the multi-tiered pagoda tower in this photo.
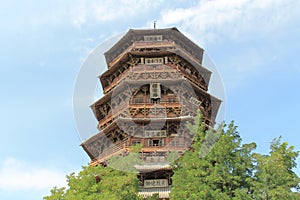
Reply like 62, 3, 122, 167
81, 27, 221, 199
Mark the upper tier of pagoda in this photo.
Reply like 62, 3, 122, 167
105, 27, 204, 66
99, 27, 212, 94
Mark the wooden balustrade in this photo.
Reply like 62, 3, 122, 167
90, 141, 188, 166
90, 140, 129, 166
130, 97, 179, 105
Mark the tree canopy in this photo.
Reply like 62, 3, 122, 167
170, 113, 300, 199
44, 165, 140, 200
44, 112, 300, 199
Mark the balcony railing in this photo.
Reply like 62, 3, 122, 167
130, 97, 179, 105
90, 140, 129, 166
98, 98, 182, 128
90, 141, 189, 166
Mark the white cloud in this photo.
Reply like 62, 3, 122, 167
0, 158, 66, 191
70, 4, 87, 27
147, 0, 300, 91
156, 0, 300, 45
69, 0, 163, 26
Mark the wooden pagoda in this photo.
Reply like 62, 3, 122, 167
81, 27, 221, 199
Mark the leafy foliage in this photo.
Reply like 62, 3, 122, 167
44, 165, 140, 200
252, 137, 300, 199
45, 111, 300, 199
170, 112, 300, 199
108, 152, 141, 173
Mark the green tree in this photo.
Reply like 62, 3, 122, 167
170, 111, 300, 199
44, 149, 160, 200
45, 112, 300, 199
45, 186, 66, 200
108, 144, 143, 173
170, 112, 257, 199
252, 137, 300, 199
44, 164, 140, 200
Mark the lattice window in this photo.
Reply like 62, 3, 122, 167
132, 140, 141, 145
189, 96, 201, 106
171, 140, 180, 146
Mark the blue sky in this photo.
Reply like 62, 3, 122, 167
0, 0, 300, 199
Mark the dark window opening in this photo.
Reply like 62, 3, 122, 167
153, 140, 159, 146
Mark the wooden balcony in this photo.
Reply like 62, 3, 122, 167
90, 142, 188, 166
98, 98, 183, 128
104, 60, 179, 94
90, 140, 129, 166
129, 97, 179, 105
